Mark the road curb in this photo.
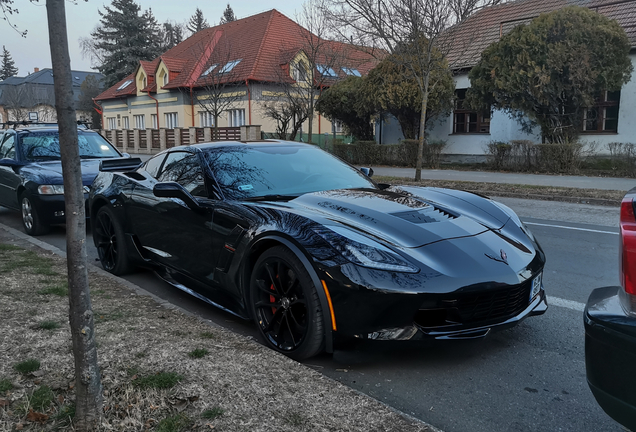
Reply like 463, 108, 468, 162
0, 221, 442, 432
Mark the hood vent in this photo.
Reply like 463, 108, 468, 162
391, 206, 457, 224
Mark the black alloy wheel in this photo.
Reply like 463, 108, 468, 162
94, 206, 132, 275
20, 192, 49, 236
250, 246, 324, 360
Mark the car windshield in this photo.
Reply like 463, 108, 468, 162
20, 131, 120, 161
203, 144, 376, 200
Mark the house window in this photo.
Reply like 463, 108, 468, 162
583, 91, 620, 133
199, 111, 214, 127
333, 120, 343, 134
122, 116, 129, 129
163, 73, 168, 87
342, 67, 361, 77
134, 114, 145, 129
151, 114, 158, 129
117, 80, 133, 91
142, 77, 147, 89
201, 64, 218, 77
293, 62, 308, 83
453, 89, 490, 134
164, 112, 178, 129
317, 64, 337, 77
228, 109, 245, 127
107, 117, 117, 130
219, 59, 241, 74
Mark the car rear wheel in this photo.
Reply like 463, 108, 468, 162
250, 246, 324, 360
20, 192, 49, 236
94, 206, 132, 275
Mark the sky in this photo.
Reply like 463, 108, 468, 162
0, 1, 302, 76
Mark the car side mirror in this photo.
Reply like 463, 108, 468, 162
0, 158, 23, 168
153, 182, 202, 212
359, 167, 374, 178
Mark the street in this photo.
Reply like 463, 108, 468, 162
0, 197, 623, 432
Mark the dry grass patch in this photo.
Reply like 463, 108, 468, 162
0, 231, 434, 432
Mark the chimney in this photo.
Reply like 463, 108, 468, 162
34, 67, 39, 73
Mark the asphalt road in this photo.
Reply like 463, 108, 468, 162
0, 198, 623, 432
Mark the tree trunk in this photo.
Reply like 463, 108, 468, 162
415, 73, 431, 181
46, 1, 103, 429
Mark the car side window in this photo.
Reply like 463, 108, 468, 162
157, 152, 207, 197
0, 135, 15, 159
143, 154, 166, 179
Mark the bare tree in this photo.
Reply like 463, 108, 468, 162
1, 85, 33, 121
448, 0, 507, 22
189, 37, 244, 139
324, 0, 474, 180
46, 1, 102, 430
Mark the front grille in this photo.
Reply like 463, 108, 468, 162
414, 281, 532, 329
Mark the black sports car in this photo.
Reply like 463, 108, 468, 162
0, 125, 123, 235
90, 141, 547, 359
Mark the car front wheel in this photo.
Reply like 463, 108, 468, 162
94, 206, 133, 275
20, 192, 49, 236
249, 246, 324, 360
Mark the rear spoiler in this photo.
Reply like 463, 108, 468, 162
99, 157, 143, 172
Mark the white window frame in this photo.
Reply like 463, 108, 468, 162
117, 80, 133, 91
151, 114, 158, 129
342, 67, 361, 77
228, 109, 245, 127
219, 59, 241, 74
201, 64, 218, 77
134, 114, 145, 130
317, 64, 337, 77
122, 116, 130, 130
199, 111, 214, 127
163, 73, 168, 86
164, 112, 178, 129
333, 120, 343, 134
107, 117, 117, 130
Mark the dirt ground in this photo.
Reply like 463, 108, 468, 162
0, 228, 435, 432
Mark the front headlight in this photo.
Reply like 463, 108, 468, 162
38, 185, 64, 195
37, 185, 90, 194
318, 225, 419, 273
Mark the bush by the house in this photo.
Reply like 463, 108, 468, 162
607, 142, 636, 176
333, 139, 447, 168
485, 139, 588, 174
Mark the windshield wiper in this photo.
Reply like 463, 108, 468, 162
243, 194, 299, 202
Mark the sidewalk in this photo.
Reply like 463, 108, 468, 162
372, 167, 636, 191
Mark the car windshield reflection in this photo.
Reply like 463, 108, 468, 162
20, 131, 120, 162
203, 145, 376, 200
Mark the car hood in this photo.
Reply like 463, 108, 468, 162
20, 159, 104, 186
276, 187, 514, 248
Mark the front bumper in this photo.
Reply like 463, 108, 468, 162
31, 192, 90, 225
584, 286, 636, 431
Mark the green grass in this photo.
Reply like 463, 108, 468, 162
199, 331, 216, 339
156, 414, 191, 432
54, 403, 75, 426
14, 359, 40, 375
0, 244, 20, 251
30, 386, 54, 412
188, 348, 208, 359
0, 378, 13, 392
36, 321, 60, 330
38, 284, 68, 297
201, 407, 224, 420
133, 372, 182, 389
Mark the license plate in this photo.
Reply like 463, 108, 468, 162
531, 272, 543, 300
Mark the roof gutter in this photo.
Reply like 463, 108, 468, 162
146, 90, 160, 128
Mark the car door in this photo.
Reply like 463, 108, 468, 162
0, 133, 20, 209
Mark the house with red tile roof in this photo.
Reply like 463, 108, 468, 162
414, 0, 636, 159
94, 9, 378, 141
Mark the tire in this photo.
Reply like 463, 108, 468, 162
249, 246, 325, 360
94, 206, 133, 275
20, 192, 49, 236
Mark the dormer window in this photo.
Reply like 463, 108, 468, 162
317, 64, 337, 77
142, 77, 147, 88
117, 80, 133, 91
201, 64, 218, 77
219, 59, 241, 74
163, 73, 168, 86
342, 67, 361, 77
293, 62, 308, 83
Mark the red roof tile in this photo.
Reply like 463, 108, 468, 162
448, 0, 636, 69
96, 9, 379, 101
94, 74, 136, 101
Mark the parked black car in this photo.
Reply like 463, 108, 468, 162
90, 141, 547, 360
0, 125, 122, 235
585, 187, 636, 431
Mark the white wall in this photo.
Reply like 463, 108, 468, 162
428, 53, 636, 156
